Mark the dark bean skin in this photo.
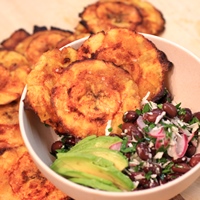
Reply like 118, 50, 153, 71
51, 141, 63, 155
143, 108, 163, 123
162, 102, 177, 118
137, 177, 149, 189
165, 173, 182, 182
64, 135, 77, 147
189, 153, 200, 167
129, 171, 145, 181
173, 156, 187, 164
143, 163, 162, 176
193, 112, 200, 121
136, 142, 152, 161
185, 144, 196, 158
179, 108, 193, 123
148, 179, 160, 189
121, 122, 143, 141
123, 110, 138, 123
171, 163, 191, 174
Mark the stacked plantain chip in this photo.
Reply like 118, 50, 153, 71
24, 28, 173, 138
0, 0, 167, 199
78, 0, 165, 35
0, 26, 78, 200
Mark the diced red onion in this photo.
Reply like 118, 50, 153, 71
109, 142, 122, 151
148, 126, 165, 138
136, 116, 146, 130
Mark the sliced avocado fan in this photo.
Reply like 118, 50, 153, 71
51, 135, 135, 192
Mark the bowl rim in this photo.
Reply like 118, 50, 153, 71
19, 33, 200, 198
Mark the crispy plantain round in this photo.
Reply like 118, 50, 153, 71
8, 152, 68, 200
77, 31, 105, 60
15, 29, 74, 65
77, 28, 172, 101
0, 50, 31, 105
80, 0, 165, 35
79, 1, 142, 34
51, 59, 141, 138
1, 28, 30, 50
24, 47, 78, 127
0, 101, 19, 125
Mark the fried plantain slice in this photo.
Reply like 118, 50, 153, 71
0, 124, 24, 147
79, 1, 142, 34
77, 31, 105, 60
131, 0, 165, 35
74, 22, 91, 34
0, 50, 31, 105
56, 32, 90, 49
1, 28, 30, 50
7, 152, 68, 200
77, 28, 172, 101
0, 144, 26, 200
51, 59, 141, 137
0, 100, 19, 125
24, 47, 78, 128
15, 28, 74, 65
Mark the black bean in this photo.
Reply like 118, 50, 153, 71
165, 173, 182, 181
143, 163, 162, 176
193, 112, 200, 121
171, 163, 191, 174
185, 144, 196, 158
122, 110, 138, 123
179, 108, 193, 123
189, 153, 200, 167
121, 122, 143, 141
64, 135, 77, 147
162, 102, 177, 118
129, 171, 145, 181
173, 156, 187, 164
136, 142, 152, 161
143, 108, 163, 123
148, 179, 160, 188
51, 141, 63, 155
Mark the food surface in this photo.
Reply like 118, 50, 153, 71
51, 59, 141, 137
51, 97, 200, 191
25, 28, 172, 138
1, 0, 198, 198
0, 100, 70, 199
79, 0, 165, 35
77, 28, 172, 101
24, 47, 78, 128
0, 50, 31, 105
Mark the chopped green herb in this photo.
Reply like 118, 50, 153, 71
142, 103, 151, 113
108, 127, 113, 132
145, 171, 152, 180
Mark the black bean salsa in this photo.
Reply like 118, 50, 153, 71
51, 90, 200, 191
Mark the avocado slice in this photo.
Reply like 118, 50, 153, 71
58, 170, 121, 192
57, 147, 128, 171
51, 153, 134, 191
69, 177, 121, 192
70, 135, 122, 152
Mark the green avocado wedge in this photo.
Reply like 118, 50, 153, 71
69, 177, 122, 192
69, 135, 122, 152
51, 153, 134, 191
56, 147, 128, 171
55, 170, 122, 192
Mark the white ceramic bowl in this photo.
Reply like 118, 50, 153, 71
19, 34, 200, 200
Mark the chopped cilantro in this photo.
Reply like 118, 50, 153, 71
142, 103, 151, 113
107, 127, 113, 132
145, 171, 152, 180
120, 138, 136, 153
162, 162, 174, 174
